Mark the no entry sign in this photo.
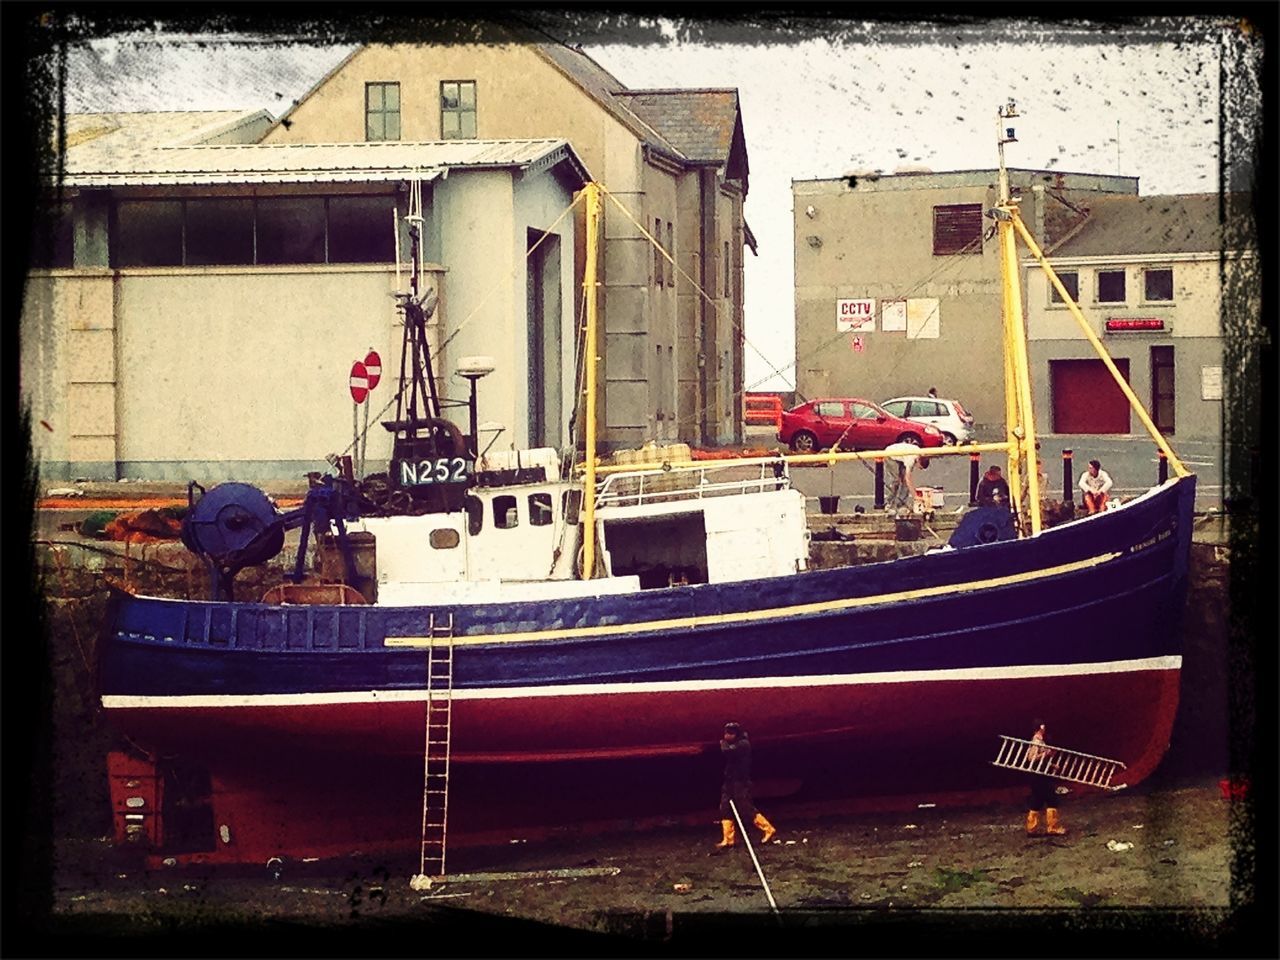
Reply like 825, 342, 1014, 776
364, 350, 382, 390
349, 361, 369, 403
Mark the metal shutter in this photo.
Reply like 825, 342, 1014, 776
932, 204, 984, 256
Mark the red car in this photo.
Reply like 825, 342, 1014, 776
777, 398, 946, 452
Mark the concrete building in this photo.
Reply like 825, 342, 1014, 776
791, 168, 1137, 435
1025, 192, 1252, 445
261, 42, 753, 449
22, 110, 588, 481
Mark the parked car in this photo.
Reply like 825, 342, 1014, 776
777, 398, 946, 453
880, 396, 975, 445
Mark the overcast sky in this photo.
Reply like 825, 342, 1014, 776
57, 14, 1257, 391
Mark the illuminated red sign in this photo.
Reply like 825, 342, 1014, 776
1105, 318, 1166, 332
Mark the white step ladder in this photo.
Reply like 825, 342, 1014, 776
413, 612, 455, 886
991, 735, 1128, 790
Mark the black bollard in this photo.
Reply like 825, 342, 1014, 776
1062, 449, 1074, 514
1158, 448, 1169, 484
968, 453, 980, 506
874, 458, 885, 510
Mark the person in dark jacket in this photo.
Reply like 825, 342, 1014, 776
975, 464, 1011, 508
716, 722, 777, 847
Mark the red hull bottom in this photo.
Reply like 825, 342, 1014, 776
107, 668, 1181, 865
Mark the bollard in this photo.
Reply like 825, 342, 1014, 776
874, 459, 885, 510
969, 453, 981, 506
1062, 449, 1074, 514
1158, 448, 1169, 484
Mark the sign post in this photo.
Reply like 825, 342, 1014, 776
350, 360, 369, 477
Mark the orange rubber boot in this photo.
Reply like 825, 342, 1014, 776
1025, 810, 1041, 835
715, 819, 736, 847
753, 813, 777, 844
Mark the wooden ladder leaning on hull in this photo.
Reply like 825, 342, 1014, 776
411, 612, 455, 889
992, 735, 1128, 790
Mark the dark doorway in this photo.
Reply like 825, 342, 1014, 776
1151, 345, 1175, 435
1050, 358, 1131, 433
526, 229, 562, 448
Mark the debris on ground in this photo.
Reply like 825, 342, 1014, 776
103, 508, 185, 543
1106, 840, 1135, 852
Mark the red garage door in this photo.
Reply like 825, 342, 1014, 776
1051, 358, 1131, 433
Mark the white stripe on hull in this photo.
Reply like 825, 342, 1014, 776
101, 655, 1182, 710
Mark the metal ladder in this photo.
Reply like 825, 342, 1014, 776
417, 612, 455, 881
991, 735, 1128, 790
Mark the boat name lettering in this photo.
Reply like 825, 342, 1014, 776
1128, 528, 1172, 554
398, 457, 471, 486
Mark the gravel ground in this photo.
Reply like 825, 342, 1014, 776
29, 775, 1251, 956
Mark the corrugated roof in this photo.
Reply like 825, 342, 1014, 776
613, 89, 739, 164
61, 135, 590, 188
1048, 193, 1250, 257
62, 110, 268, 157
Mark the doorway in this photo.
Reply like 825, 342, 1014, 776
526, 229, 562, 448
1150, 345, 1175, 434
1050, 358, 1131, 433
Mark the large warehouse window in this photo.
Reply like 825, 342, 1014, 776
932, 203, 984, 255
185, 199, 254, 265
114, 200, 184, 267
365, 82, 401, 142
328, 195, 397, 263
256, 197, 326, 265
441, 80, 477, 139
28, 201, 74, 268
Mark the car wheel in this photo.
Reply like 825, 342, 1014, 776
790, 431, 818, 453
895, 433, 922, 446
941, 432, 957, 446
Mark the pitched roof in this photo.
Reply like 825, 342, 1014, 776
61, 110, 271, 161
1048, 193, 1251, 257
613, 89, 739, 163
60, 135, 590, 188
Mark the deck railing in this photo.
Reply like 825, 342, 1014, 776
595, 460, 791, 510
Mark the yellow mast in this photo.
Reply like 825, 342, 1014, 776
580, 182, 602, 579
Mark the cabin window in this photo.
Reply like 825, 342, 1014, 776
563, 489, 581, 525
1144, 267, 1174, 302
113, 200, 184, 267
328, 196, 397, 263
365, 82, 401, 142
1049, 270, 1079, 304
529, 493, 553, 526
932, 203, 984, 255
429, 528, 460, 549
184, 199, 255, 266
493, 494, 519, 529
29, 200, 74, 268
256, 197, 326, 264
440, 80, 477, 139
464, 494, 484, 536
1097, 269, 1126, 303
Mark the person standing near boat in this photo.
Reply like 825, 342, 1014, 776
1078, 459, 1114, 514
1023, 720, 1067, 836
884, 442, 929, 512
975, 464, 1011, 508
716, 722, 777, 848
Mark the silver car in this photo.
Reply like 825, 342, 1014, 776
880, 396, 974, 445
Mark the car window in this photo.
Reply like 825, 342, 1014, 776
915, 401, 944, 417
882, 400, 907, 417
849, 401, 880, 420
814, 401, 845, 417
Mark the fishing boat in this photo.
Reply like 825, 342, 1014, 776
98, 109, 1196, 872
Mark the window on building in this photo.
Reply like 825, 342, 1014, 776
666, 222, 674, 286
529, 493, 553, 526
654, 218, 664, 286
932, 203, 984, 255
29, 200, 75, 268
1144, 267, 1174, 302
184, 198, 254, 266
1049, 270, 1079, 304
1097, 269, 1126, 303
656, 345, 665, 421
440, 80, 477, 139
724, 240, 731, 299
328, 195, 397, 263
113, 200, 184, 267
365, 82, 401, 142
256, 197, 326, 264
493, 494, 519, 529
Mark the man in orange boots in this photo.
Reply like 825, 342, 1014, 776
715, 722, 777, 848
1024, 719, 1067, 837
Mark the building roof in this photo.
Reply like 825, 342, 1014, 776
62, 110, 271, 156
613, 89, 739, 164
60, 134, 591, 188
1047, 193, 1249, 257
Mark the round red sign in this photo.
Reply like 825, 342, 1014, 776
364, 350, 382, 390
349, 361, 369, 403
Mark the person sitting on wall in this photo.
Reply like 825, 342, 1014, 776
975, 464, 1011, 508
927, 386, 939, 399
1078, 459, 1114, 514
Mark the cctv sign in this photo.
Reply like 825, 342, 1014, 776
836, 298, 875, 332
